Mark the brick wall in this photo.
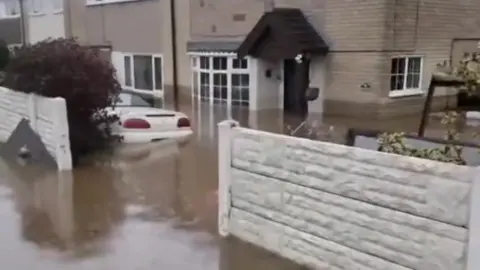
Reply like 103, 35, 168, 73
218, 120, 476, 270
190, 0, 480, 116
0, 87, 72, 171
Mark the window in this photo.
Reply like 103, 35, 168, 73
213, 73, 227, 103
200, 56, 209, 69
213, 57, 227, 70
133, 55, 153, 90
0, 0, 20, 17
28, 0, 43, 14
121, 53, 163, 94
233, 58, 248, 69
200, 72, 209, 100
124, 55, 132, 87
52, 0, 63, 12
232, 74, 249, 106
390, 56, 423, 96
191, 53, 251, 107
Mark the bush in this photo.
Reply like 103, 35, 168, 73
2, 38, 122, 165
378, 53, 480, 164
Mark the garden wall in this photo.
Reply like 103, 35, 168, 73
218, 120, 480, 270
0, 86, 72, 170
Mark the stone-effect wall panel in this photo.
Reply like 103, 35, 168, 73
225, 126, 473, 270
0, 87, 72, 170
231, 169, 467, 270
231, 128, 473, 226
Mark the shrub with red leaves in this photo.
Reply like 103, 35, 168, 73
2, 38, 122, 166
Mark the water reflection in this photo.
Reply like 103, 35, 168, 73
0, 160, 124, 256
219, 238, 306, 270
0, 128, 226, 269
70, 165, 124, 258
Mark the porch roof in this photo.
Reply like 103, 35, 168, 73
236, 8, 329, 61
187, 41, 242, 53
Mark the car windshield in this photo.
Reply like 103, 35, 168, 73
115, 92, 154, 107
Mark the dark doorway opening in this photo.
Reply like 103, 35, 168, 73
283, 59, 310, 118
283, 59, 296, 114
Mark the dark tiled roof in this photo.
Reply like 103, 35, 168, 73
0, 18, 21, 45
187, 41, 242, 52
237, 8, 329, 60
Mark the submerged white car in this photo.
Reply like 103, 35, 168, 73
108, 90, 193, 143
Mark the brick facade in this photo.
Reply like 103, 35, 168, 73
190, 0, 480, 117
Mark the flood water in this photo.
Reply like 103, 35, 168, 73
0, 97, 469, 269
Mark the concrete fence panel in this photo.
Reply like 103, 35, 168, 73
0, 87, 72, 170
218, 120, 480, 270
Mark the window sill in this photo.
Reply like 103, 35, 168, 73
0, 14, 21, 19
123, 88, 164, 98
86, 0, 145, 7
29, 12, 46, 17
388, 89, 424, 98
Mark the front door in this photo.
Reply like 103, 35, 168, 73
283, 59, 297, 114
283, 58, 310, 118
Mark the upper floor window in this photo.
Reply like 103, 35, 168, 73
28, 0, 44, 15
52, 0, 63, 12
390, 56, 423, 97
0, 0, 20, 18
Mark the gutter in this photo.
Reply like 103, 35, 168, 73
170, 0, 179, 109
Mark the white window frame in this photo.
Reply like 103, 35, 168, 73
85, 0, 142, 6
28, 0, 44, 16
389, 55, 424, 98
122, 52, 164, 97
0, 0, 20, 18
189, 52, 251, 108
52, 0, 63, 13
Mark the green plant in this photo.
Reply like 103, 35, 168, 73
378, 53, 480, 164
2, 38, 122, 165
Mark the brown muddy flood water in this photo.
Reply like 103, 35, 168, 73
0, 99, 466, 269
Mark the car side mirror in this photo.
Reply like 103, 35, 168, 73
305, 87, 319, 101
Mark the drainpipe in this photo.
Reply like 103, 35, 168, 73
19, 0, 27, 45
169, 0, 179, 109
64, 0, 72, 38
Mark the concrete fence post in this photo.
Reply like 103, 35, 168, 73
467, 167, 480, 270
51, 97, 72, 171
28, 94, 37, 130
217, 120, 239, 237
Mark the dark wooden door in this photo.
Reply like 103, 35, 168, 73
283, 59, 297, 114
283, 59, 310, 118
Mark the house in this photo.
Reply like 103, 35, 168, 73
65, 0, 191, 102
186, 0, 480, 118
0, 0, 65, 45
25, 0, 65, 44
63, 0, 480, 118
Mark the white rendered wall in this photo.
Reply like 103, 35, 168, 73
27, 0, 65, 44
